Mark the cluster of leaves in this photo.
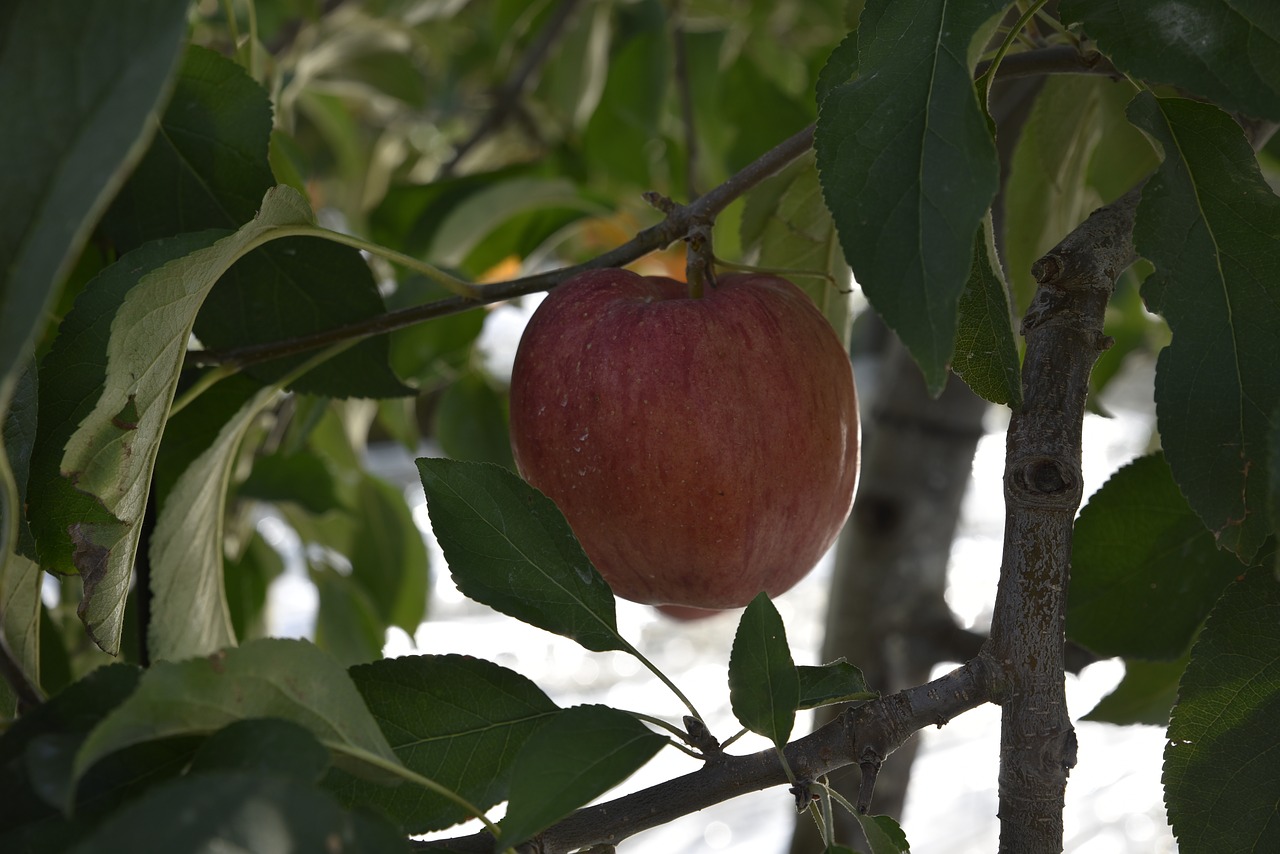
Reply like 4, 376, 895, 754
1, 0, 1279, 851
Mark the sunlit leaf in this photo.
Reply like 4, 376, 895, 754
149, 383, 283, 661
49, 187, 313, 653
1083, 654, 1189, 726
72, 639, 401, 788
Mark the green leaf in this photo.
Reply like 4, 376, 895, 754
50, 187, 313, 654
740, 153, 854, 347
2, 362, 37, 556
197, 236, 412, 398
68, 772, 408, 854
953, 219, 1022, 408
99, 45, 275, 254
188, 719, 331, 783
72, 638, 402, 789
1129, 93, 1280, 562
416, 458, 626, 653
239, 450, 341, 515
149, 383, 285, 661
1164, 567, 1280, 853
312, 569, 386, 668
101, 46, 407, 398
0, 0, 187, 387
1061, 0, 1280, 122
1083, 654, 1189, 726
348, 473, 430, 632
1068, 453, 1246, 660
1003, 76, 1110, 312
815, 0, 1005, 393
797, 659, 876, 711
855, 812, 911, 854
328, 654, 560, 834
497, 705, 665, 850
729, 593, 799, 747
581, 0, 669, 187
386, 277, 486, 390
152, 373, 263, 506
0, 664, 140, 769
434, 372, 516, 470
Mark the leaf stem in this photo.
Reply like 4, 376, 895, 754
355, 750, 502, 838
621, 641, 707, 726
977, 0, 1051, 105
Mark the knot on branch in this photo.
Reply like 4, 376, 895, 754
1008, 456, 1082, 508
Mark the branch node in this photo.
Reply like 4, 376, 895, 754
789, 779, 819, 813
683, 715, 722, 759
643, 191, 678, 215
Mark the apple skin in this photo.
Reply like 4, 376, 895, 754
508, 269, 859, 610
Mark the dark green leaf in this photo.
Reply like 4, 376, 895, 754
188, 718, 331, 783
815, 31, 858, 105
497, 705, 664, 849
797, 659, 876, 711
416, 458, 626, 653
953, 221, 1022, 408
196, 237, 412, 398
729, 593, 799, 747
816, 0, 1004, 393
1083, 654, 1189, 726
0, 0, 187, 386
3, 362, 37, 548
434, 372, 516, 470
68, 771, 408, 854
348, 473, 430, 631
1068, 453, 1245, 660
855, 812, 911, 854
1130, 93, 1280, 562
386, 277, 486, 390
719, 56, 816, 174
329, 654, 560, 834
0, 664, 140, 769
99, 45, 275, 253
72, 638, 401, 788
240, 450, 342, 515
1061, 0, 1280, 121
1164, 567, 1280, 853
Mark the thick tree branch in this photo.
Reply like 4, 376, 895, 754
983, 185, 1141, 854
415, 658, 996, 853
188, 124, 818, 369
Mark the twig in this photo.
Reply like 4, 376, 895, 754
187, 124, 819, 369
413, 658, 994, 853
438, 0, 584, 178
974, 44, 1120, 81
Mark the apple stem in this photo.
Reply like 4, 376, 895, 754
685, 217, 716, 297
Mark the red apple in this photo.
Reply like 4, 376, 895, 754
508, 269, 859, 610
